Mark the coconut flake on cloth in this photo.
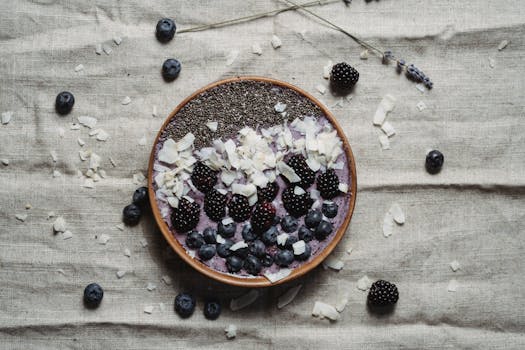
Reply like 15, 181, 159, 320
373, 94, 396, 126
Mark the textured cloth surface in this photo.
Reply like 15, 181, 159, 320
1, 1, 524, 349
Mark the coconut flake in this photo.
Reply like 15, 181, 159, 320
53, 217, 66, 233
116, 270, 126, 278
292, 240, 306, 255
271, 35, 282, 49
417, 101, 427, 111
121, 96, 131, 105
15, 214, 28, 222
113, 36, 122, 45
206, 121, 218, 132
226, 49, 239, 66
103, 45, 112, 55
82, 178, 94, 188
335, 293, 349, 312
1, 111, 13, 125
95, 43, 103, 55
315, 84, 326, 95
264, 268, 292, 283
294, 186, 306, 196
379, 134, 391, 150
277, 161, 300, 183
138, 135, 147, 146
312, 301, 339, 321
450, 260, 460, 272
448, 279, 458, 292
277, 233, 289, 246
124, 248, 131, 257
146, 282, 157, 291
306, 158, 321, 172
53, 170, 62, 178
373, 94, 396, 126
143, 305, 154, 314
338, 183, 348, 193
277, 284, 302, 309
229, 241, 248, 251
74, 64, 84, 72
50, 151, 58, 162
381, 121, 396, 137
1, 158, 9, 166
62, 231, 73, 240
357, 275, 372, 291
322, 255, 344, 271
383, 211, 394, 237
98, 233, 110, 245
78, 116, 97, 129
498, 40, 509, 51
158, 139, 178, 164
488, 57, 495, 68
415, 83, 426, 93
323, 60, 333, 79
57, 127, 65, 138
77, 138, 85, 147
140, 239, 148, 248
252, 43, 262, 55
222, 217, 234, 226
230, 290, 259, 311
177, 133, 195, 151
389, 202, 405, 224
161, 275, 172, 285
96, 129, 110, 141
360, 49, 369, 60
274, 102, 287, 113
225, 324, 237, 339
216, 235, 226, 244
89, 152, 101, 171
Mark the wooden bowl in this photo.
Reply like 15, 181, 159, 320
148, 76, 357, 288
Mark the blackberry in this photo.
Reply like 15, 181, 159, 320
282, 187, 314, 218
228, 194, 251, 222
191, 162, 217, 193
286, 154, 315, 188
425, 150, 444, 174
251, 202, 276, 233
174, 293, 196, 318
171, 198, 200, 233
367, 280, 399, 306
257, 182, 279, 203
204, 189, 227, 222
330, 62, 359, 90
316, 169, 340, 199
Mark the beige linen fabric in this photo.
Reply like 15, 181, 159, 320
1, 1, 524, 349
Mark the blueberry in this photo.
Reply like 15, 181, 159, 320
83, 283, 103, 308
123, 203, 141, 226
298, 225, 315, 242
284, 235, 298, 250
198, 244, 216, 260
322, 202, 338, 219
249, 239, 266, 258
281, 215, 299, 233
274, 250, 294, 267
226, 255, 243, 273
203, 227, 217, 244
241, 223, 257, 242
186, 230, 205, 249
425, 150, 444, 174
156, 18, 176, 43
162, 58, 181, 82
260, 253, 274, 267
315, 220, 333, 240
273, 216, 281, 226
233, 245, 250, 259
217, 239, 234, 258
55, 91, 75, 115
218, 221, 236, 238
243, 255, 262, 275
174, 293, 195, 318
261, 226, 278, 246
304, 210, 323, 228
203, 299, 221, 320
295, 242, 311, 261
132, 186, 149, 207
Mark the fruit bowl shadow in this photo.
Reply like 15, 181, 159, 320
148, 76, 357, 288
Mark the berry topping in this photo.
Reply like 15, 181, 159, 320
217, 239, 234, 258
281, 215, 299, 233
123, 203, 141, 226
260, 253, 274, 267
304, 210, 323, 228
174, 293, 196, 318
316, 169, 340, 199
257, 182, 279, 203
171, 198, 200, 233
217, 220, 236, 238
186, 230, 205, 249
233, 245, 250, 259
55, 91, 75, 115
273, 215, 282, 226
298, 225, 315, 242
322, 201, 338, 218
251, 202, 276, 233
274, 250, 294, 267
425, 150, 444, 174
367, 280, 399, 306
132, 186, 149, 207
315, 220, 333, 240
161, 58, 181, 82
83, 283, 103, 308
203, 299, 221, 320
155, 18, 176, 43
203, 227, 217, 244
244, 255, 262, 275
191, 162, 218, 193
198, 244, 216, 260
226, 255, 243, 273
241, 223, 257, 242
261, 226, 278, 246
228, 194, 251, 222
295, 242, 311, 261
286, 154, 315, 188
282, 187, 314, 218
204, 189, 227, 222
283, 235, 298, 250
249, 239, 266, 258
330, 62, 359, 90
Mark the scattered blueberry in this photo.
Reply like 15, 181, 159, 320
216, 239, 234, 258
295, 242, 311, 261
155, 18, 176, 43
203, 227, 217, 244
55, 91, 75, 115
241, 223, 257, 242
298, 225, 315, 242
122, 203, 141, 226
425, 150, 444, 174
249, 239, 266, 258
273, 215, 281, 226
233, 245, 250, 259
322, 201, 338, 219
218, 221, 236, 238
284, 235, 298, 250
203, 299, 221, 320
260, 253, 274, 267
315, 220, 333, 240
226, 255, 243, 273
83, 283, 103, 308
198, 244, 216, 261
243, 255, 262, 275
304, 210, 323, 228
261, 226, 278, 246
132, 186, 149, 207
281, 215, 299, 233
186, 230, 205, 249
274, 250, 294, 267
174, 293, 196, 318
161, 58, 181, 82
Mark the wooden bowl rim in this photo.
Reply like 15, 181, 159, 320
148, 76, 357, 288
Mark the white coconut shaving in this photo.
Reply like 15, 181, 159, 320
338, 183, 348, 193
98, 233, 110, 245
206, 121, 218, 132
381, 121, 396, 137
389, 202, 405, 224
121, 96, 131, 105
230, 290, 259, 311
123, 248, 131, 257
1, 111, 13, 125
78, 116, 97, 129
498, 40, 509, 51
77, 138, 85, 147
335, 293, 349, 312
357, 275, 372, 291
488, 57, 495, 68
224, 324, 237, 339
373, 94, 396, 126
448, 279, 458, 292
383, 211, 394, 237
146, 282, 157, 291
226, 49, 239, 66
264, 268, 291, 283
103, 45, 112, 55
143, 305, 154, 314
292, 240, 306, 255
229, 241, 248, 251
152, 105, 158, 117
274, 102, 287, 113
161, 275, 172, 285
312, 301, 340, 321
276, 233, 289, 247
360, 49, 369, 60
74, 64, 84, 72
315, 84, 326, 94
271, 35, 282, 49
95, 43, 103, 55
1, 159, 9, 166
82, 178, 94, 188
251, 43, 262, 55
450, 260, 460, 272
322, 255, 344, 271
53, 170, 61, 178
15, 214, 28, 222
113, 36, 122, 45
62, 231, 73, 240
277, 284, 302, 309
50, 151, 58, 162
415, 84, 426, 93
378, 134, 391, 150
138, 135, 147, 146
116, 270, 126, 279
323, 60, 333, 79
53, 216, 66, 233
96, 129, 110, 141
417, 101, 427, 111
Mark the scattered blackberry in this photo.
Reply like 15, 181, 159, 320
317, 169, 340, 199
155, 18, 176, 43
171, 198, 200, 233
286, 154, 315, 188
83, 283, 103, 308
251, 202, 276, 233
425, 150, 444, 174
174, 293, 196, 318
330, 62, 359, 90
257, 182, 279, 203
204, 189, 227, 222
161, 58, 181, 82
282, 187, 314, 218
55, 91, 75, 115
228, 194, 251, 222
191, 162, 217, 193
367, 280, 399, 306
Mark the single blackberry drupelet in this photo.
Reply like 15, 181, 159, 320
330, 62, 359, 90
228, 194, 251, 222
317, 169, 340, 199
204, 189, 227, 222
251, 202, 276, 233
191, 162, 217, 193
282, 187, 314, 218
286, 154, 315, 189
257, 182, 279, 203
367, 280, 399, 306
171, 198, 200, 233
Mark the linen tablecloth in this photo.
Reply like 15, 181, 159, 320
1, 0, 524, 348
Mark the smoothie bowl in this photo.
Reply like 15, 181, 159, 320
148, 76, 357, 287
